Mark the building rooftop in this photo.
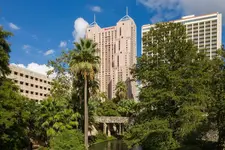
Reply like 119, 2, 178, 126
142, 12, 220, 28
10, 64, 53, 80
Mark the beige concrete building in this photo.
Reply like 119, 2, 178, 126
7, 65, 52, 102
86, 10, 137, 99
142, 12, 222, 59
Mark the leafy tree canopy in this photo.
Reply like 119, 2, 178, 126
49, 129, 85, 150
0, 26, 13, 77
126, 22, 213, 149
0, 79, 31, 149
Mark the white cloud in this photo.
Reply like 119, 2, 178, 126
11, 62, 54, 77
59, 41, 67, 48
90, 6, 102, 12
72, 18, 89, 42
44, 49, 54, 56
180, 0, 225, 19
32, 34, 38, 40
22, 44, 31, 50
9, 23, 20, 30
22, 44, 31, 53
137, 0, 225, 24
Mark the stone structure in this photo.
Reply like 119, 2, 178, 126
94, 116, 130, 136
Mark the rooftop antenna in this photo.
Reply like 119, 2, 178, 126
126, 6, 128, 16
94, 14, 96, 23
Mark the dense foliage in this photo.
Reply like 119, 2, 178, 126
0, 26, 13, 77
208, 49, 225, 150
0, 79, 31, 149
125, 22, 215, 149
37, 98, 80, 142
49, 130, 85, 150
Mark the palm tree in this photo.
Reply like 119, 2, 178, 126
69, 38, 100, 148
115, 81, 128, 103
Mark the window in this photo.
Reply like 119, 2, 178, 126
20, 81, 24, 85
44, 94, 47, 97
44, 80, 47, 83
20, 73, 23, 77
40, 93, 43, 96
48, 81, 51, 85
25, 83, 29, 86
40, 86, 43, 89
14, 80, 18, 83
35, 78, 38, 81
31, 84, 34, 87
44, 87, 47, 90
35, 85, 38, 88
48, 88, 50, 91
119, 41, 120, 51
20, 89, 24, 93
25, 90, 29, 94
40, 79, 43, 82
30, 76, 33, 79
25, 75, 29, 78
14, 72, 18, 75
31, 91, 34, 94
35, 92, 38, 95
117, 56, 119, 67
119, 27, 121, 36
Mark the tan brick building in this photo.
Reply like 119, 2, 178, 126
86, 11, 137, 99
7, 65, 52, 102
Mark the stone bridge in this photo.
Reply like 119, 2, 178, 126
94, 116, 130, 136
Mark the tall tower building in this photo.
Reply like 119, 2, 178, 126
86, 9, 137, 100
142, 12, 222, 59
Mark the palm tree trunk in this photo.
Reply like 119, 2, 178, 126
84, 78, 88, 149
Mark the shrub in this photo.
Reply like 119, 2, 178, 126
49, 130, 85, 150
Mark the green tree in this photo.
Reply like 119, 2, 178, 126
0, 26, 13, 77
69, 38, 100, 148
126, 22, 213, 149
37, 98, 80, 145
0, 79, 31, 149
117, 99, 137, 117
208, 48, 225, 150
114, 81, 128, 103
49, 130, 85, 150
96, 100, 120, 116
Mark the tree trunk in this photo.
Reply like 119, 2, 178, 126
84, 78, 89, 149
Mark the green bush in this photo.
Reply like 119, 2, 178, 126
96, 100, 120, 116
95, 132, 107, 140
49, 130, 85, 150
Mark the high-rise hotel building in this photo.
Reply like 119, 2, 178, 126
142, 12, 222, 59
86, 12, 137, 99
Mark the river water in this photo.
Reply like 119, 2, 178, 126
89, 140, 142, 150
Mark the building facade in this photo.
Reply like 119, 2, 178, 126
7, 65, 52, 102
86, 12, 137, 99
142, 12, 222, 59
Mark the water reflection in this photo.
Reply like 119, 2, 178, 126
89, 140, 142, 150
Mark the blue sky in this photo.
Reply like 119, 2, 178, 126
0, 0, 224, 74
